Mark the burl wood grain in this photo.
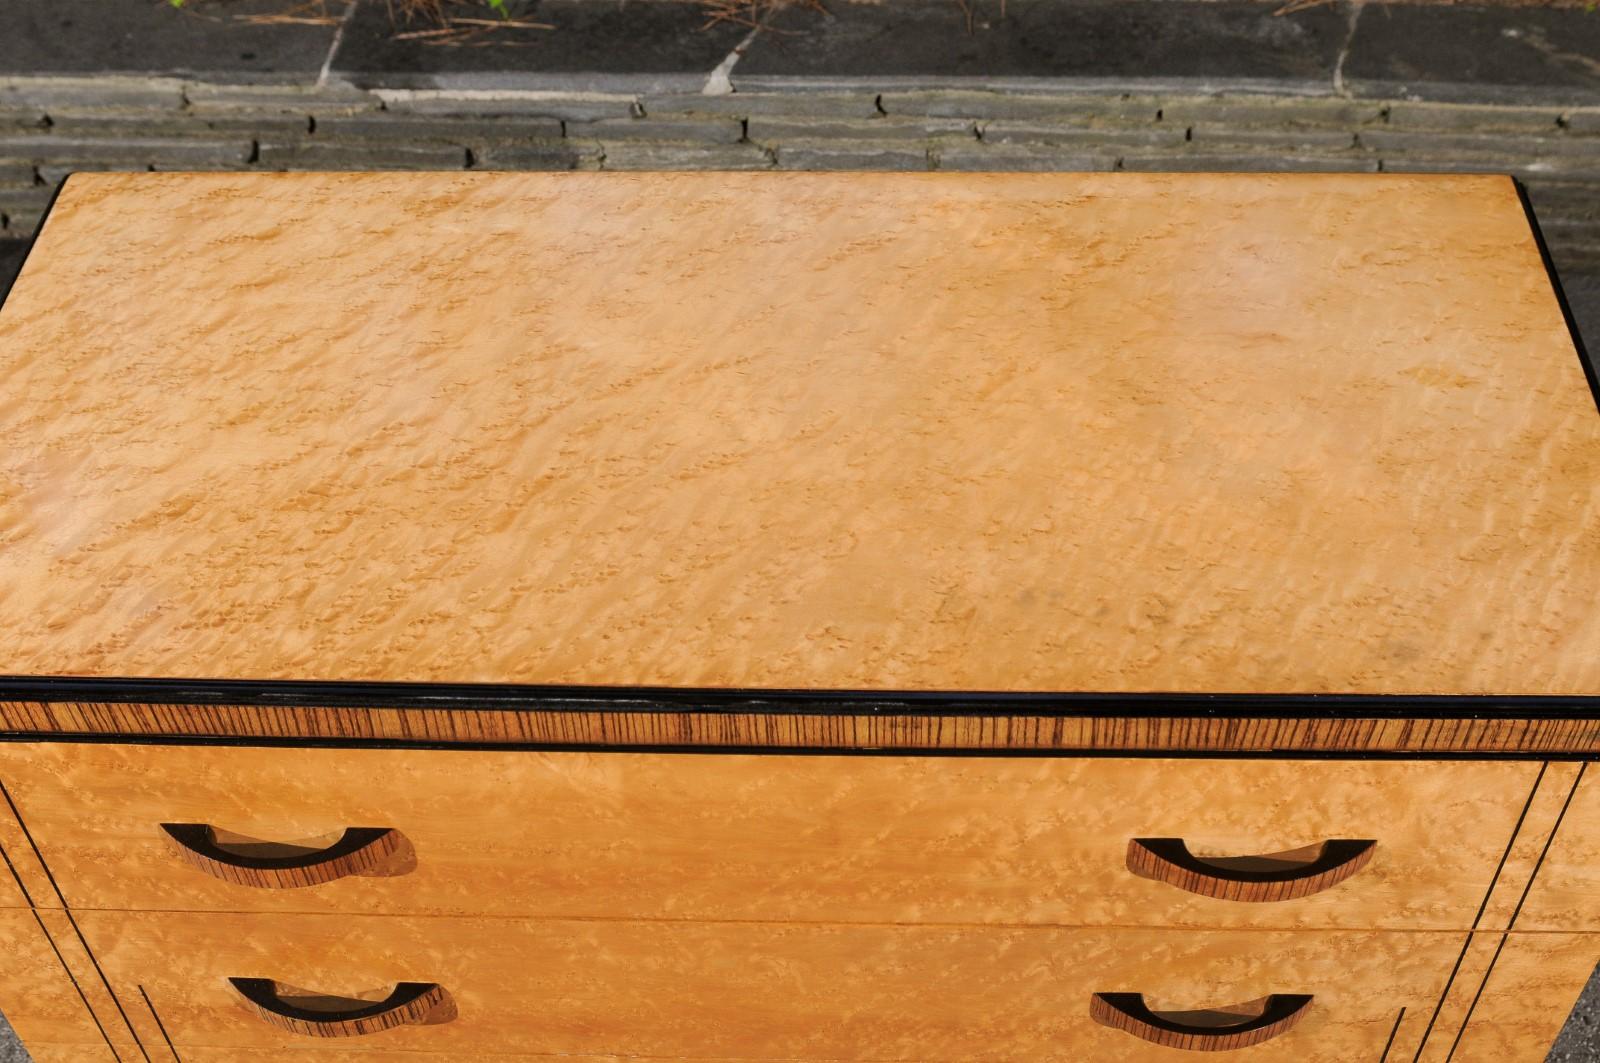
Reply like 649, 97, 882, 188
1427, 932, 1600, 1062
0, 908, 118, 1058
1, 171, 1596, 696
1475, 761, 1586, 929
78, 911, 1463, 1060
0, 743, 1536, 931
1503, 763, 1599, 931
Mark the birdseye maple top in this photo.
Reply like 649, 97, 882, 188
0, 170, 1597, 696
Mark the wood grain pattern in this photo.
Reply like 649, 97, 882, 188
0, 908, 119, 1057
1124, 838, 1376, 903
0, 831, 30, 911
1426, 932, 1600, 1062
78, 911, 1465, 1060
1, 171, 1597, 697
6, 699, 1600, 753
0, 776, 55, 910
229, 977, 455, 1039
1475, 761, 1584, 930
1502, 763, 1598, 931
22, 1047, 120, 1063
0, 742, 1536, 931
1089, 991, 1312, 1052
161, 824, 415, 890
1412, 931, 1499, 1062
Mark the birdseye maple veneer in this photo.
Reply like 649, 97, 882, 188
0, 170, 1596, 1062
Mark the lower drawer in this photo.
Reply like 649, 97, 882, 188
80, 912, 1466, 1060
0, 908, 115, 1058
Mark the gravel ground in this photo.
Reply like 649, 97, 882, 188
0, 241, 1595, 1061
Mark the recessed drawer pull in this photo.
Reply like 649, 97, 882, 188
1090, 992, 1312, 1051
1127, 838, 1376, 902
160, 823, 415, 888
228, 977, 455, 1037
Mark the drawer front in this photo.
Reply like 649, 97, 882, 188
1509, 763, 1600, 931
81, 911, 1462, 1061
1427, 932, 1600, 1063
0, 743, 1535, 929
0, 908, 117, 1059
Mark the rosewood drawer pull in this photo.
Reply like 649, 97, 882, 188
1090, 992, 1312, 1051
1127, 837, 1376, 902
228, 978, 455, 1037
160, 824, 415, 888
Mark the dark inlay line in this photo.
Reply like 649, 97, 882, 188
1508, 761, 1587, 930
0, 775, 120, 1058
0, 780, 152, 1062
0, 831, 36, 908
1470, 762, 1546, 930
26, 906, 121, 1063
137, 986, 181, 1062
1436, 763, 1587, 1060
1444, 933, 1510, 1061
1411, 933, 1476, 1063
1379, 1006, 1406, 1062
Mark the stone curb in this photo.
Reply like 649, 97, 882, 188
1, 74, 1599, 274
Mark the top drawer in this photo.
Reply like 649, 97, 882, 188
0, 742, 1533, 930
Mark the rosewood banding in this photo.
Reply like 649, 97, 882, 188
227, 978, 454, 1038
1090, 992, 1313, 1051
1127, 838, 1377, 903
161, 824, 414, 889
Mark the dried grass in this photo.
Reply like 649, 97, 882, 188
696, 0, 828, 32
382, 0, 554, 43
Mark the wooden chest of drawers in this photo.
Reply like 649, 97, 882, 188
0, 170, 1597, 1061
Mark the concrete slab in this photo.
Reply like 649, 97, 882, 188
735, 0, 1348, 94
0, 0, 338, 81
1344, 4, 1600, 106
1548, 960, 1600, 1062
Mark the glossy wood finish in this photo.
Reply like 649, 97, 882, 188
0, 908, 117, 1056
0, 743, 1536, 930
0, 779, 53, 910
2, 172, 1597, 698
78, 911, 1463, 1060
24, 907, 149, 1061
1475, 760, 1586, 929
1503, 763, 1599, 931
1426, 932, 1600, 1062
8, 699, 1600, 753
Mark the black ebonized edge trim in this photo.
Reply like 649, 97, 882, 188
2, 675, 1599, 718
0, 173, 68, 314
1516, 178, 1600, 418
